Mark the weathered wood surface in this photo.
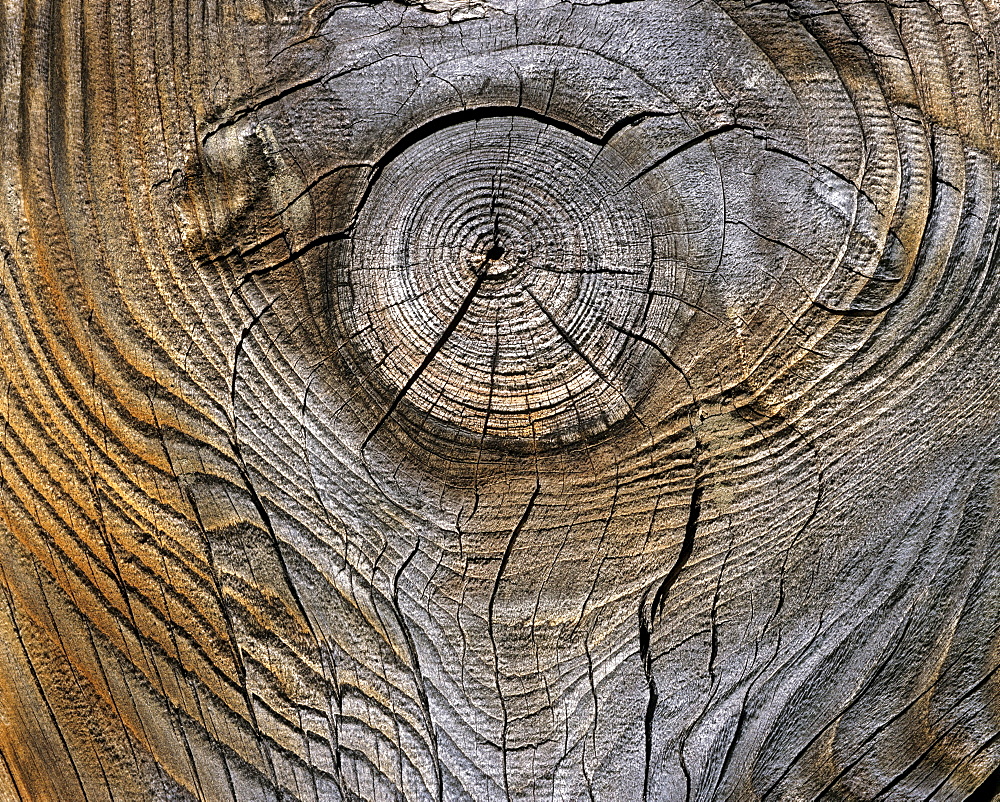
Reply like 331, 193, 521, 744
2, 0, 1000, 799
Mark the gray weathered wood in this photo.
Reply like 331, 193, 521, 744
1, 0, 1000, 799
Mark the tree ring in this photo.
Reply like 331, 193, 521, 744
330, 114, 687, 455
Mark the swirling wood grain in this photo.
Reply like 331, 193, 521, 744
1, 0, 999, 799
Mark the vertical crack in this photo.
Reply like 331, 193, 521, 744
640, 468, 704, 802
392, 536, 443, 802
489, 480, 542, 802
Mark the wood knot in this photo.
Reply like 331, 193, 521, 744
328, 114, 686, 456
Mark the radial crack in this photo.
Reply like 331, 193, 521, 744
621, 123, 746, 190
362, 272, 487, 449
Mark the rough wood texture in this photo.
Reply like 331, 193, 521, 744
2, 0, 1000, 799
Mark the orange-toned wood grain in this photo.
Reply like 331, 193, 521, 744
2, 0, 1000, 799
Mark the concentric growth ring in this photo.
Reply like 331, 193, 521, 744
331, 114, 686, 453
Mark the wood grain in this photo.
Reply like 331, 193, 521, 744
1, 0, 999, 798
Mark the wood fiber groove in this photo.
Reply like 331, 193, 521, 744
1, 0, 1000, 799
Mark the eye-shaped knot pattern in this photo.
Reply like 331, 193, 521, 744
331, 115, 690, 453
